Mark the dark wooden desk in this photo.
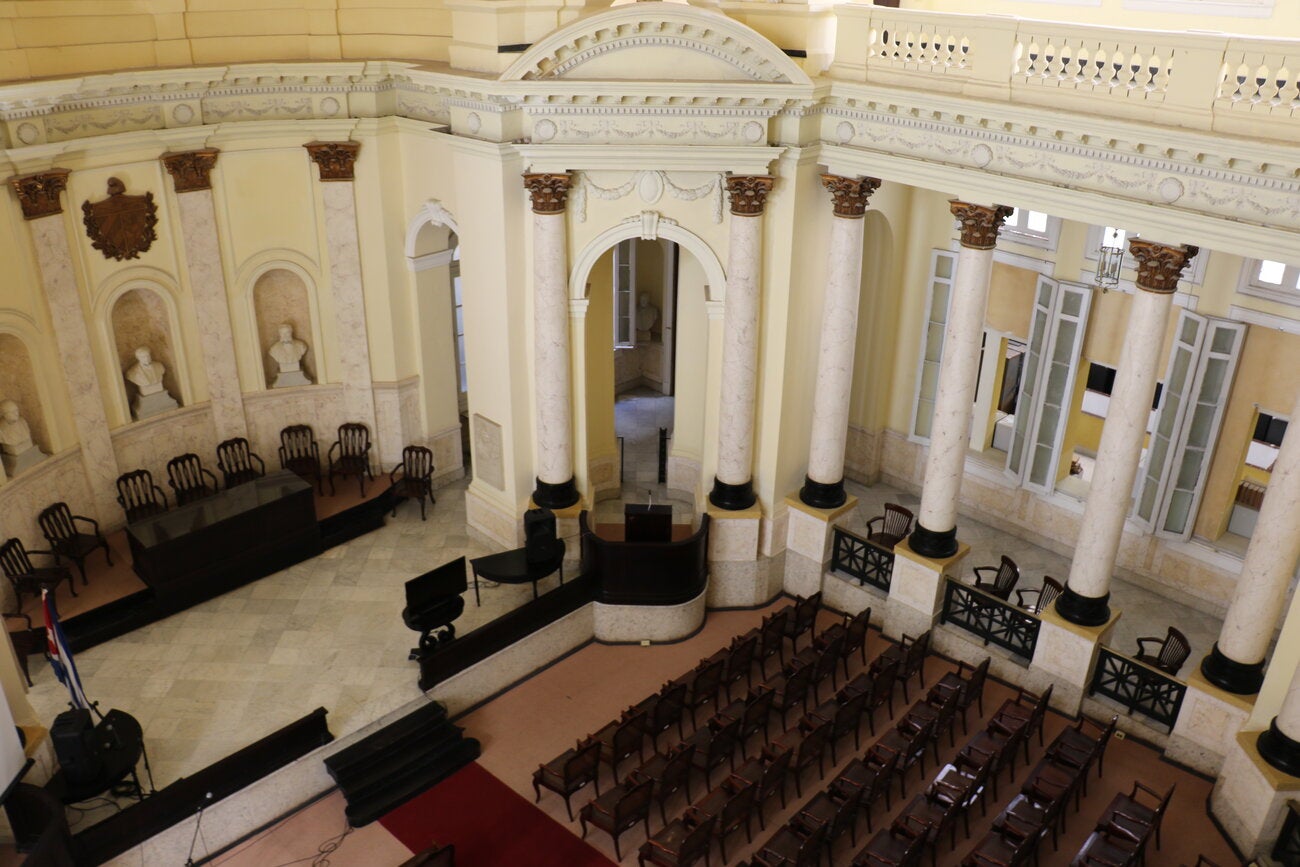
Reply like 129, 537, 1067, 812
127, 471, 321, 610
468, 541, 566, 606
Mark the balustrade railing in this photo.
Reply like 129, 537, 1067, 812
1088, 646, 1187, 730
830, 526, 893, 593
940, 578, 1041, 660
831, 5, 1298, 140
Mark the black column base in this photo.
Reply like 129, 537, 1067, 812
1055, 587, 1111, 627
532, 476, 579, 510
1258, 719, 1300, 777
799, 476, 846, 510
908, 523, 957, 559
709, 477, 756, 511
1199, 643, 1265, 696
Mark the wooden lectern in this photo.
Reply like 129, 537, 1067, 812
624, 504, 671, 543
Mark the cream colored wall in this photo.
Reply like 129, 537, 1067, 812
672, 252, 709, 472
0, 0, 454, 82
846, 192, 908, 438
986, 263, 1036, 338
585, 247, 618, 491
905, 0, 1300, 38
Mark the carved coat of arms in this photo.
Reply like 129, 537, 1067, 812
82, 178, 158, 261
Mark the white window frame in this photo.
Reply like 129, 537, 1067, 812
1083, 225, 1209, 289
1124, 0, 1272, 17
998, 208, 1062, 251
910, 249, 958, 444
613, 239, 637, 349
451, 247, 467, 395
1237, 258, 1300, 308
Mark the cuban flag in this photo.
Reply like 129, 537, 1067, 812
42, 590, 90, 710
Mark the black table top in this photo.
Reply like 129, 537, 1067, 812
470, 540, 566, 583
126, 471, 312, 548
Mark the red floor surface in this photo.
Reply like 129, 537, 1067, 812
379, 762, 618, 867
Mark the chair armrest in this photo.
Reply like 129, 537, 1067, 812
1014, 587, 1039, 607
3, 612, 33, 630
865, 516, 883, 535
1129, 780, 1163, 803
389, 463, 405, 483
1049, 741, 1090, 767
71, 514, 101, 533
251, 454, 266, 473
972, 566, 996, 581
25, 549, 60, 562
1134, 637, 1161, 654
1103, 819, 1142, 844
894, 813, 930, 839
327, 441, 341, 461
1000, 813, 1038, 840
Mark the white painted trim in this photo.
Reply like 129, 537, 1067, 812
517, 144, 785, 176
404, 200, 459, 258
569, 219, 727, 304
1229, 305, 1300, 336
1124, 0, 1273, 15
408, 249, 454, 272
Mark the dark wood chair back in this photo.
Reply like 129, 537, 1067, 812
36, 503, 80, 548
760, 746, 793, 803
1016, 575, 1063, 615
334, 423, 371, 461
757, 609, 789, 671
216, 437, 266, 488
615, 778, 655, 831
973, 555, 1020, 600
279, 424, 323, 493
703, 717, 741, 774
116, 469, 168, 522
740, 688, 775, 741
0, 539, 34, 579
397, 445, 434, 481
166, 453, 218, 505
867, 503, 915, 548
565, 740, 602, 788
1136, 627, 1191, 676
650, 681, 688, 741
689, 658, 724, 709
678, 813, 717, 865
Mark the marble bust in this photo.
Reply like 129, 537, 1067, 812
634, 293, 660, 343
0, 399, 45, 476
269, 323, 312, 388
125, 346, 179, 420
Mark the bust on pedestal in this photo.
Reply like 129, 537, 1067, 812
269, 324, 312, 388
125, 346, 179, 421
635, 293, 659, 344
0, 399, 46, 476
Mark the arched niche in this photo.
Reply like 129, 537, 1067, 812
253, 268, 317, 388
0, 333, 50, 459
110, 286, 183, 413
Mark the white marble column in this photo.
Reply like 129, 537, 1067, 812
162, 150, 247, 444
909, 202, 1012, 558
523, 173, 579, 509
800, 175, 881, 509
1201, 387, 1300, 694
11, 170, 122, 522
305, 143, 380, 462
1257, 659, 1300, 776
709, 175, 774, 511
1057, 239, 1198, 625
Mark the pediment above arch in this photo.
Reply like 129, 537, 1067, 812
500, 4, 811, 86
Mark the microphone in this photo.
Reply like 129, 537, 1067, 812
185, 791, 215, 866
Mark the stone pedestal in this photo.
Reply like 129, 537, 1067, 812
1028, 605, 1121, 714
783, 494, 856, 598
1, 446, 45, 477
131, 388, 179, 420
1168, 670, 1255, 776
706, 503, 771, 608
1212, 731, 1300, 859
273, 367, 312, 389
884, 539, 969, 640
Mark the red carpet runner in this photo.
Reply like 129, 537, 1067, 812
379, 762, 617, 867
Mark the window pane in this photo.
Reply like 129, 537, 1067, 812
1258, 259, 1286, 284
1027, 211, 1049, 232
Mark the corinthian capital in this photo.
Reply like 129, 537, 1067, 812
9, 169, 70, 220
949, 201, 1014, 250
161, 149, 220, 193
725, 175, 775, 216
304, 141, 360, 182
821, 175, 881, 218
523, 173, 572, 214
1129, 239, 1199, 293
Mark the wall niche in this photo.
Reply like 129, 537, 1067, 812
0, 333, 51, 475
111, 287, 183, 421
253, 268, 317, 389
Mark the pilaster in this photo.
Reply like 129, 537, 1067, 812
883, 539, 969, 641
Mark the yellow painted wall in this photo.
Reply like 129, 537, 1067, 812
986, 262, 1035, 339
585, 247, 617, 473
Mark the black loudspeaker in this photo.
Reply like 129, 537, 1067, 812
524, 508, 558, 564
51, 709, 102, 785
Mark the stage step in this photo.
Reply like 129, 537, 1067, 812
325, 700, 480, 827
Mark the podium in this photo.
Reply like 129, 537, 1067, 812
624, 504, 672, 543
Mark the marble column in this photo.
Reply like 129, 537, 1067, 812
1057, 239, 1199, 626
800, 175, 881, 509
709, 175, 774, 511
10, 170, 122, 522
1258, 661, 1300, 776
908, 202, 1012, 558
162, 149, 247, 443
1202, 388, 1300, 694
305, 143, 379, 458
523, 173, 579, 509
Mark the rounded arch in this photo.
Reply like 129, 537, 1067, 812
570, 219, 726, 304
236, 251, 327, 390
95, 268, 194, 420
0, 311, 59, 457
405, 200, 460, 258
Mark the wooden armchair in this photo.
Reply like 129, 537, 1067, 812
1015, 576, 1063, 616
729, 749, 794, 829
1096, 780, 1175, 851
881, 629, 931, 702
5, 612, 45, 686
866, 503, 915, 550
686, 780, 757, 862
972, 555, 1020, 601
328, 422, 374, 497
390, 445, 436, 520
37, 502, 112, 584
166, 453, 219, 506
0, 537, 76, 609
588, 710, 648, 785
1135, 627, 1191, 676
782, 591, 822, 651
628, 744, 696, 825
279, 425, 323, 494
638, 814, 716, 867
532, 739, 601, 820
935, 656, 991, 735
215, 437, 266, 489
116, 469, 168, 523
579, 778, 654, 861
754, 822, 826, 867
850, 815, 927, 867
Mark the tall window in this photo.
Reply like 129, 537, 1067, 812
998, 208, 1060, 250
451, 246, 466, 393
1239, 258, 1300, 307
613, 239, 636, 348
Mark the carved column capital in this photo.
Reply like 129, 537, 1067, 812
820, 174, 881, 218
523, 173, 572, 214
726, 175, 775, 216
161, 149, 220, 193
1129, 239, 1199, 293
304, 141, 360, 181
9, 169, 71, 220
949, 201, 1014, 250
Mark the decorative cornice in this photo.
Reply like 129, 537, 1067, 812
1130, 239, 1200, 294
726, 175, 775, 216
821, 174, 881, 218
161, 148, 220, 193
9, 169, 70, 220
949, 201, 1013, 250
304, 141, 360, 181
523, 172, 572, 214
